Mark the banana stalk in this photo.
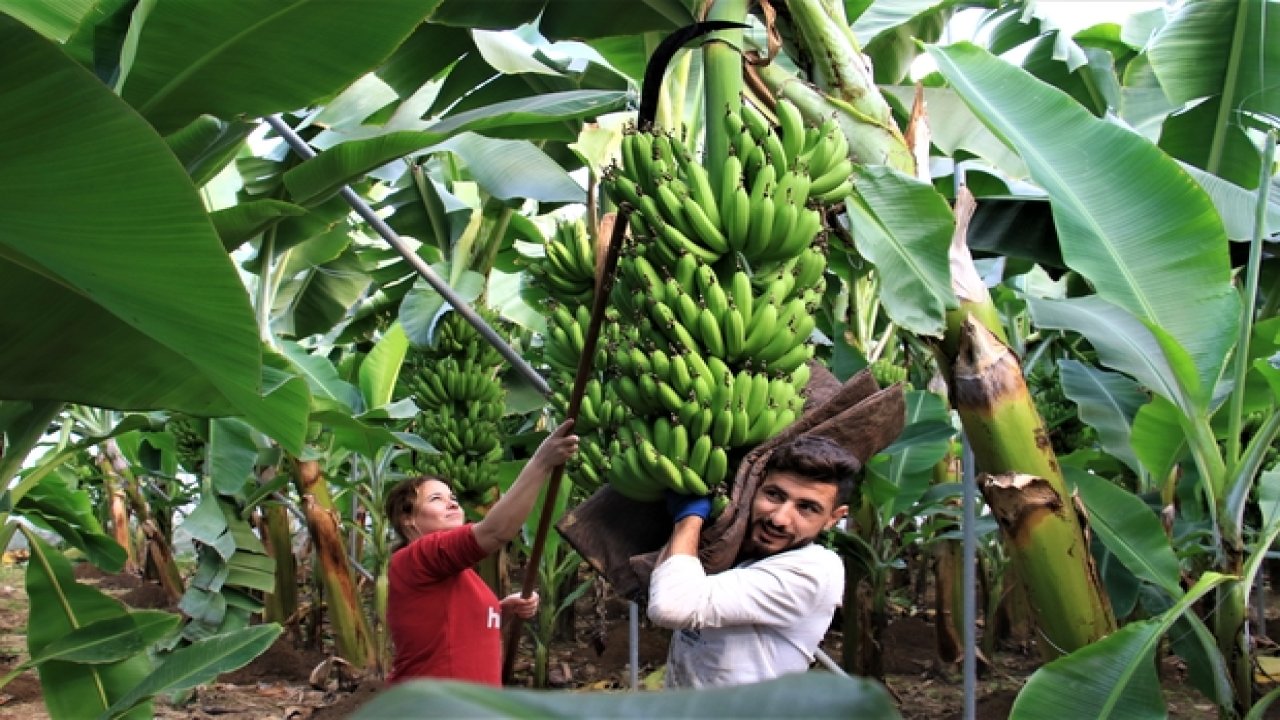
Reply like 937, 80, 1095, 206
294, 460, 377, 670
754, 5, 913, 175
702, 0, 749, 194
951, 318, 1116, 655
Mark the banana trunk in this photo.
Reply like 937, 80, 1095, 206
294, 460, 377, 670
260, 501, 298, 625
951, 318, 1116, 655
930, 444, 964, 664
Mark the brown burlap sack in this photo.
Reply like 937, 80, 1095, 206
557, 365, 906, 600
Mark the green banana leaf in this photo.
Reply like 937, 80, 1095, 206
930, 42, 1239, 398
1179, 163, 1280, 242
400, 267, 487, 347
843, 165, 957, 338
1129, 395, 1190, 489
279, 341, 364, 412
1058, 359, 1148, 476
23, 530, 152, 720
117, 0, 443, 134
355, 671, 899, 718
1028, 297, 1198, 416
16, 473, 128, 572
883, 85, 1030, 180
0, 0, 96, 42
851, 0, 950, 84
1009, 572, 1230, 719
1147, 0, 1278, 187
0, 400, 67, 488
27, 612, 180, 666
0, 19, 309, 451
283, 90, 625, 205
208, 418, 260, 497
424, 0, 541, 29
1160, 99, 1265, 191
541, 0, 683, 40
863, 390, 954, 518
164, 117, 257, 188
1070, 469, 1181, 597
209, 201, 308, 251
100, 624, 282, 720
359, 322, 410, 409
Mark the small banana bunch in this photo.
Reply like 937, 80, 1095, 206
524, 219, 597, 306
167, 413, 208, 474
564, 433, 617, 494
869, 358, 909, 388
431, 310, 505, 368
547, 378, 629, 435
399, 310, 511, 508
541, 303, 614, 377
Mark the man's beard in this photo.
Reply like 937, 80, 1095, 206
740, 518, 814, 559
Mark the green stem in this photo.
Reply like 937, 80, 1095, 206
702, 0, 748, 195
1206, 0, 1252, 176
1225, 131, 1275, 467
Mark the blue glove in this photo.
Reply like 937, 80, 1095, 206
665, 490, 712, 523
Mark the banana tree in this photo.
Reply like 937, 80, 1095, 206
929, 29, 1276, 715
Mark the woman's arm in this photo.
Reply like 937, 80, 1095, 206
473, 420, 578, 554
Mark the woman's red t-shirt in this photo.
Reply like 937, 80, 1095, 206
386, 524, 501, 685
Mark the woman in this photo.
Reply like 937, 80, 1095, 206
384, 420, 578, 685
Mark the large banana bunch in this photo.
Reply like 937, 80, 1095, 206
583, 97, 845, 503
524, 219, 597, 306
400, 310, 510, 508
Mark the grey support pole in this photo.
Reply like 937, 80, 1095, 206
629, 600, 640, 690
263, 114, 551, 397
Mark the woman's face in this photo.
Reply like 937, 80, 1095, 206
405, 479, 464, 539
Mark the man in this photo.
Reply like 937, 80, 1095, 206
647, 434, 856, 688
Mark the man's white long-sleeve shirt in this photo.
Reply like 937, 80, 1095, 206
646, 543, 844, 688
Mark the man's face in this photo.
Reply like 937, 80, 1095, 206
741, 471, 848, 558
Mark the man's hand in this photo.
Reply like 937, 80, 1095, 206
501, 591, 539, 620
666, 490, 712, 523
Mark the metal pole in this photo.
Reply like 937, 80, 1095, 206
628, 600, 640, 690
262, 114, 550, 396
962, 433, 978, 720
813, 648, 848, 677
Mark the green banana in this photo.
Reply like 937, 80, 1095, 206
706, 446, 729, 487
776, 99, 807, 167
688, 434, 713, 477
679, 466, 710, 496
729, 271, 754, 326
682, 194, 730, 254
696, 306, 726, 358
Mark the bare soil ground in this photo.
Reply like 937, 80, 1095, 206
0, 560, 1261, 719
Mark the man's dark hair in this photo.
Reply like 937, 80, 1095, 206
764, 435, 860, 503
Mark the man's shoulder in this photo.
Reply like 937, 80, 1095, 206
758, 542, 842, 570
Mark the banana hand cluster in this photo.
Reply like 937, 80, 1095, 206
542, 303, 614, 377
399, 310, 511, 507
525, 219, 597, 305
